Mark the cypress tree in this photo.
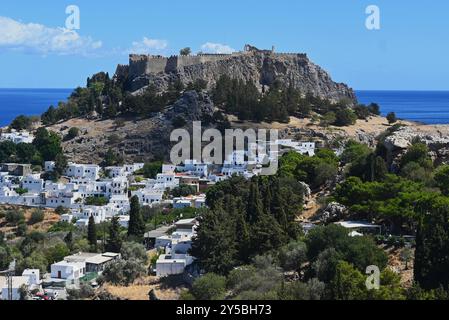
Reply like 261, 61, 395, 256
271, 179, 288, 230
263, 179, 272, 215
128, 195, 145, 240
106, 216, 123, 253
64, 231, 73, 250
87, 216, 97, 250
234, 199, 250, 263
246, 178, 264, 224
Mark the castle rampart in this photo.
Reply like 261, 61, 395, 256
128, 45, 307, 77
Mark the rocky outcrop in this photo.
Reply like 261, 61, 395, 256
299, 181, 312, 200
165, 91, 215, 122
382, 126, 449, 167
315, 202, 348, 223
122, 50, 356, 103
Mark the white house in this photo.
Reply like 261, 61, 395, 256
105, 166, 126, 178
156, 173, 179, 190
156, 254, 194, 277
109, 194, 130, 212
22, 269, 40, 287
131, 189, 164, 207
177, 160, 209, 178
65, 163, 101, 180
21, 174, 44, 193
51, 261, 85, 280
124, 163, 144, 174
44, 161, 55, 172
155, 218, 197, 277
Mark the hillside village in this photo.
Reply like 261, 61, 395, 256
0, 128, 318, 300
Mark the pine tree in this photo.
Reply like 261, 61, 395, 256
106, 216, 123, 253
414, 202, 449, 290
128, 195, 145, 240
87, 216, 97, 251
190, 205, 237, 275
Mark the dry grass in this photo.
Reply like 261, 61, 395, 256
0, 205, 59, 234
385, 246, 415, 288
103, 276, 187, 301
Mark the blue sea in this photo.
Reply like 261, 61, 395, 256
0, 88, 73, 127
1, 89, 449, 126
356, 90, 449, 124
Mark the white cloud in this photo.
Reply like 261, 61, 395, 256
200, 42, 235, 54
129, 37, 168, 54
0, 16, 102, 56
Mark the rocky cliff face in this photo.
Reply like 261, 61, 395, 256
121, 51, 356, 103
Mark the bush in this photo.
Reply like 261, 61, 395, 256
64, 127, 80, 141
278, 241, 308, 272
120, 242, 148, 263
16, 222, 28, 237
102, 259, 146, 286
334, 108, 357, 127
139, 162, 162, 179
107, 134, 121, 145
171, 185, 197, 197
48, 221, 76, 233
29, 209, 45, 225
67, 283, 95, 300
15, 188, 28, 196
6, 211, 25, 225
172, 116, 187, 128
387, 112, 397, 124
190, 273, 227, 300
85, 196, 108, 206
55, 206, 69, 216
10, 115, 33, 131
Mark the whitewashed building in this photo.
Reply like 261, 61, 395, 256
0, 130, 34, 144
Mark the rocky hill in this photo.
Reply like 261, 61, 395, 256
49, 90, 217, 163
117, 45, 356, 103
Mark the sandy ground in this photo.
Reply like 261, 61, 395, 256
230, 114, 422, 139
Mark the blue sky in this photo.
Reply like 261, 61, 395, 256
0, 0, 448, 90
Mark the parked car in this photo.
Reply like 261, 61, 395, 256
44, 289, 59, 300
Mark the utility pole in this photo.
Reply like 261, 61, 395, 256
1, 260, 16, 301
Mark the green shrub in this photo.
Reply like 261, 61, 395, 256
29, 209, 45, 225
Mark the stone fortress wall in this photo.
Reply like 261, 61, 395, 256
128, 45, 307, 77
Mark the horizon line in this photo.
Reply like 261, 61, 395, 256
2, 87, 449, 92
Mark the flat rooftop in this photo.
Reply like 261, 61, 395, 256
335, 221, 381, 229
144, 225, 173, 239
